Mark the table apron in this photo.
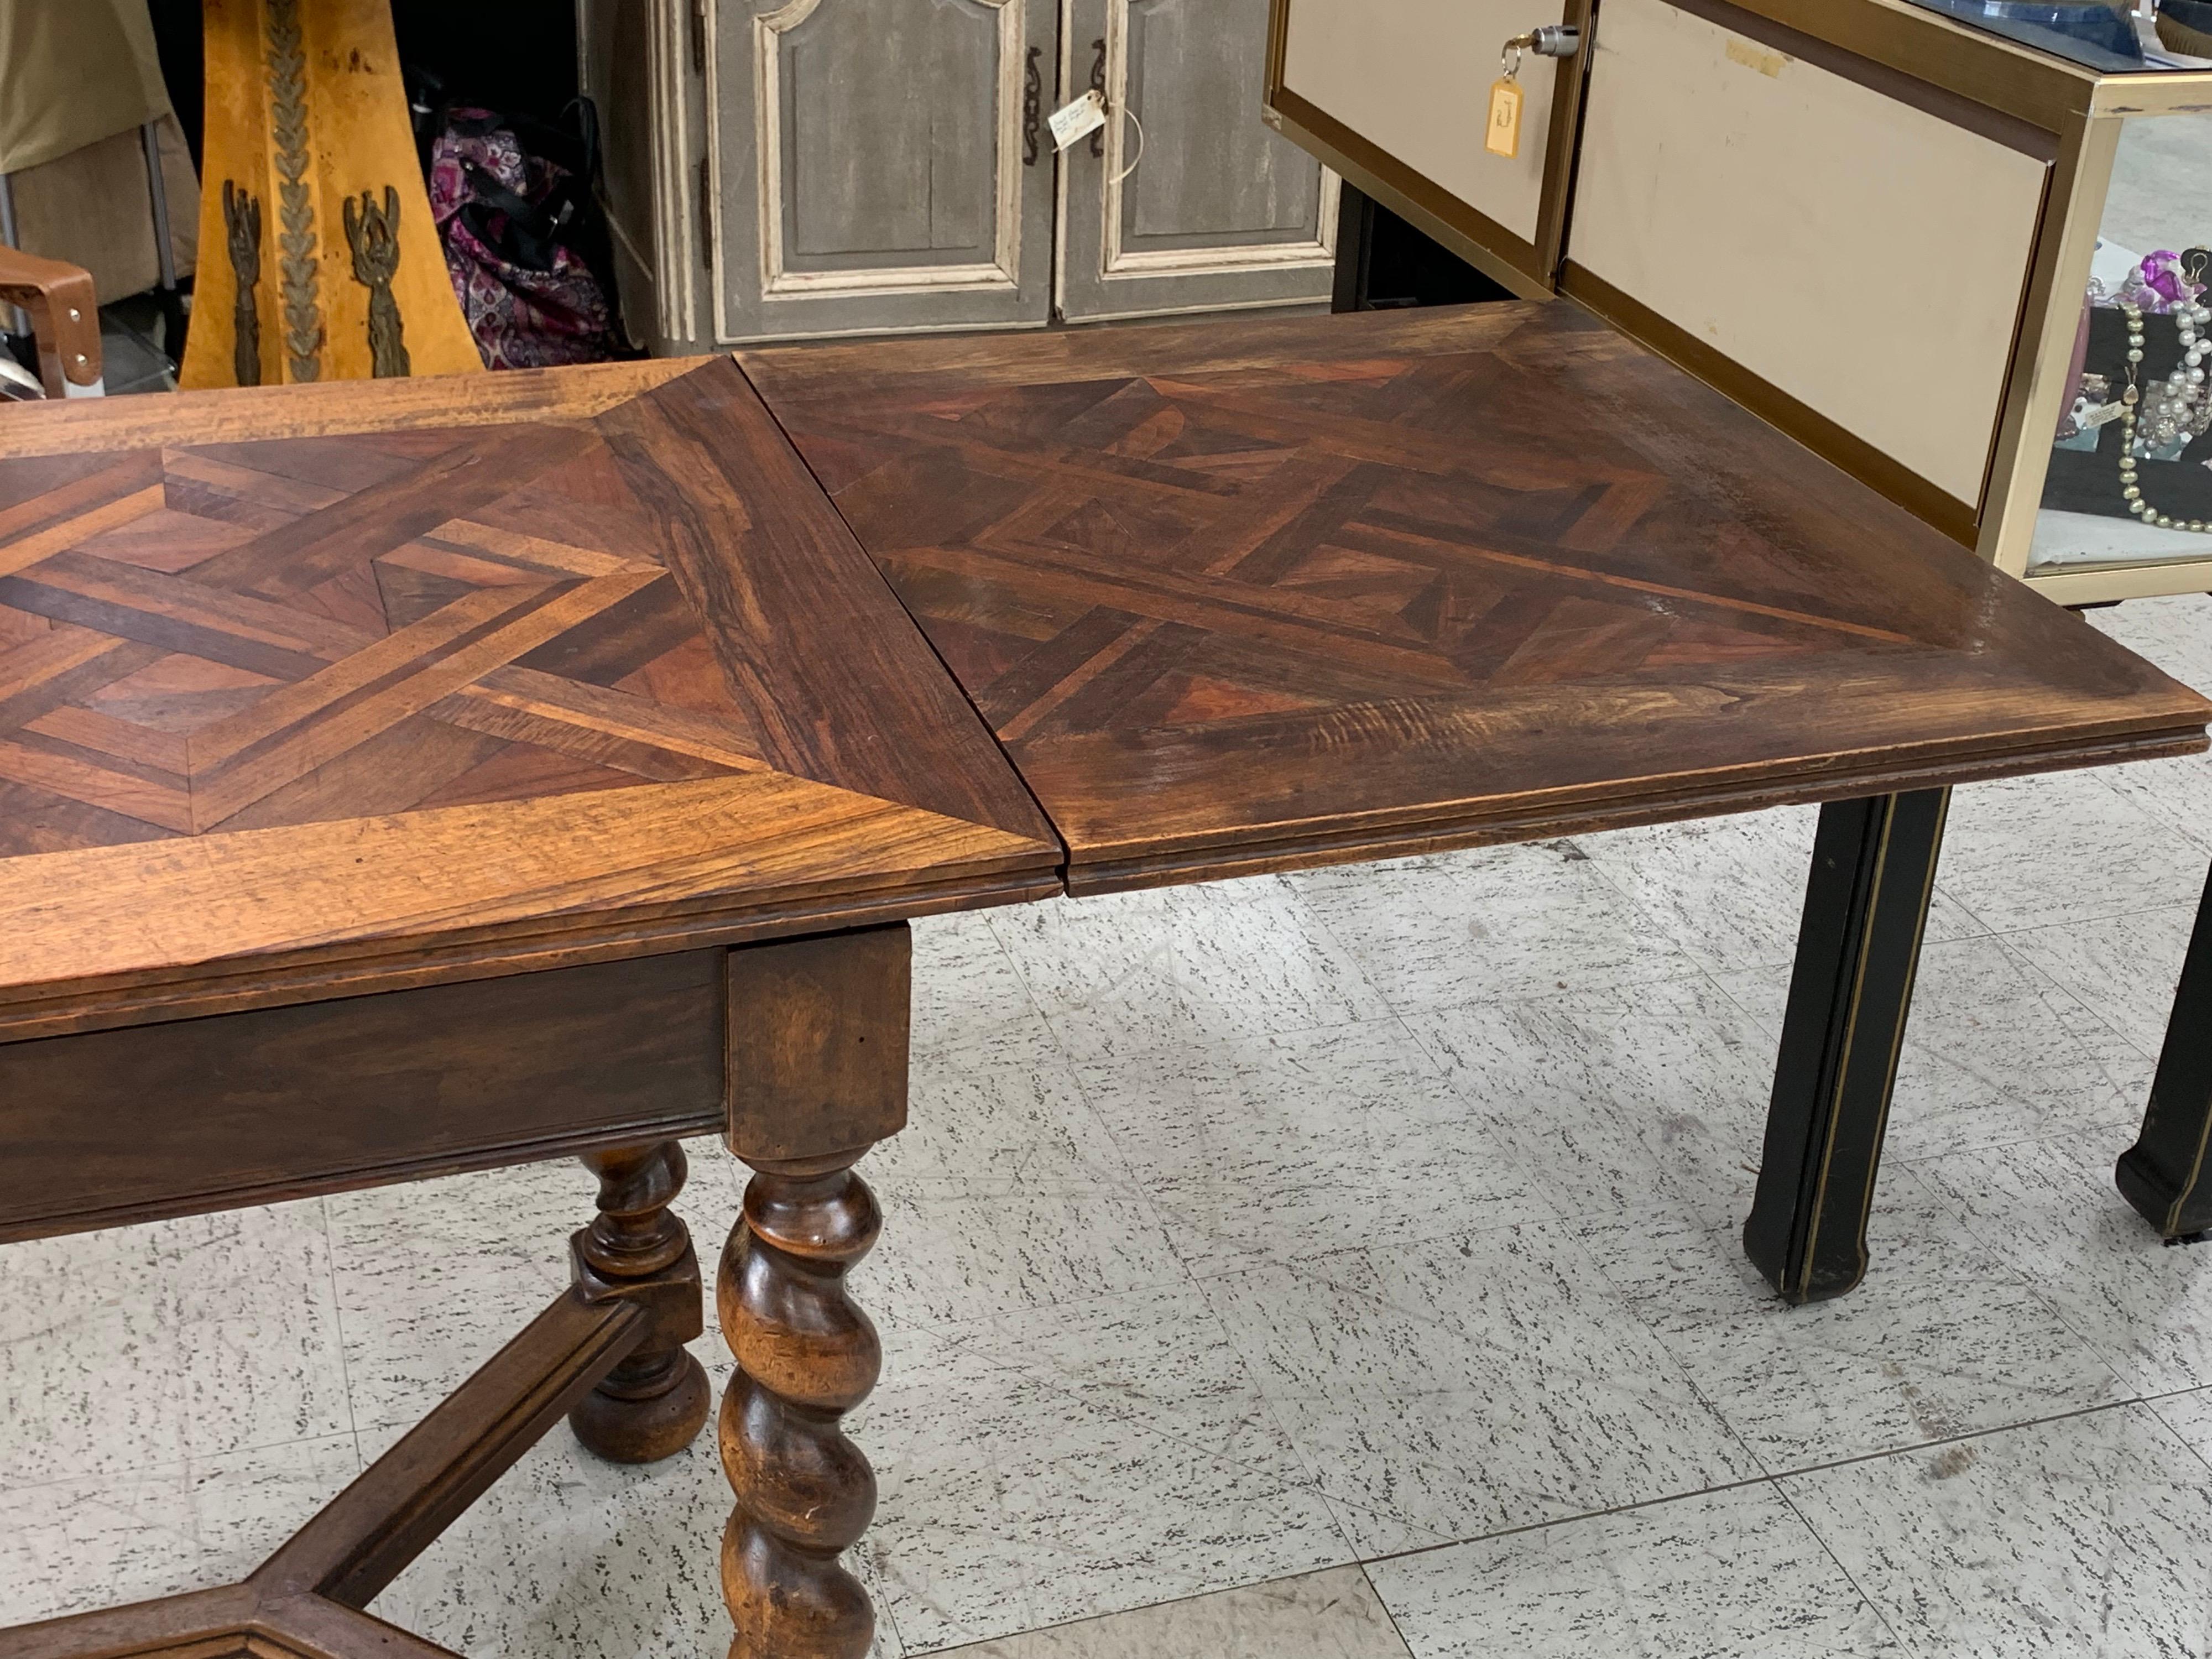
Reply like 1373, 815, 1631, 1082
0, 948, 731, 1244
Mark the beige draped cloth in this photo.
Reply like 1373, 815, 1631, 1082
0, 0, 199, 299
0, 0, 173, 174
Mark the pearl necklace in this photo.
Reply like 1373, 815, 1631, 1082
2118, 299, 2212, 534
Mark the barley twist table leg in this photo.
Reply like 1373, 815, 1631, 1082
717, 1148, 883, 1659
568, 1140, 712, 1463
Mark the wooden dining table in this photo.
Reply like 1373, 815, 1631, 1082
0, 300, 2204, 1659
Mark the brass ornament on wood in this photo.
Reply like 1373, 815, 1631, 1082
221, 180, 264, 387
718, 1151, 884, 1659
181, 0, 481, 388
264, 0, 324, 382
344, 185, 411, 379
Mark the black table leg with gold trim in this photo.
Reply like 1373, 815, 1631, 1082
1745, 790, 1951, 1305
2117, 864, 2212, 1241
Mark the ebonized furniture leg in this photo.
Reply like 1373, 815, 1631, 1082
716, 924, 911, 1659
1744, 789, 1950, 1304
1332, 183, 1379, 313
570, 1140, 712, 1463
2117, 863, 2212, 1239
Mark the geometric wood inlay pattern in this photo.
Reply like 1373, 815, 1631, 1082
0, 358, 1058, 1036
743, 302, 2212, 890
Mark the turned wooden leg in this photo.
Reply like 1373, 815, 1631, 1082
568, 1139, 712, 1464
718, 1150, 883, 1659
1744, 789, 1948, 1304
2117, 862, 2212, 1239
716, 922, 912, 1659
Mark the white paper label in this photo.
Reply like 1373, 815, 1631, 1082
1048, 90, 1108, 150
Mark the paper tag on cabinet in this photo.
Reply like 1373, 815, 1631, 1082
1485, 78, 1524, 158
1049, 90, 1108, 150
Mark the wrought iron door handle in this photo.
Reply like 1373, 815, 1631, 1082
1089, 38, 1107, 157
1022, 46, 1042, 165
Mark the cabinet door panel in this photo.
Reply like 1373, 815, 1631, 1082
712, 0, 1057, 340
1059, 0, 1338, 322
1269, 0, 1578, 295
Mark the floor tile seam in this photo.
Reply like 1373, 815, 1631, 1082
1871, 1152, 2117, 1314
1891, 1161, 2202, 1394
1981, 895, 2201, 948
1568, 835, 1786, 973
0, 1427, 367, 1500
2001, 1285, 2195, 1405
1670, 1313, 2137, 1413
1422, 958, 1752, 1035
1381, 1007, 1583, 1236
1271, 868, 1400, 1025
1172, 1212, 1636, 1339
1875, 1156, 2130, 1293
1566, 1168, 2132, 1354
1927, 878, 2000, 938
916, 1562, 1389, 1659
1766, 1472, 1919, 1657
1353, 1559, 1423, 1659
1386, 972, 1780, 1247
1368, 955, 1728, 1030
906, 1288, 1546, 1571
921, 1296, 1370, 1530
2096, 764, 2212, 850
901, 1536, 1367, 1658
875, 1561, 915, 1659
1691, 961, 1783, 1045
1888, 1118, 2145, 1174
1057, 1006, 1470, 1100
1541, 1206, 1775, 1481
1345, 1384, 2199, 1584
319, 1193, 367, 1468
1348, 1467, 1790, 1570
1264, 877, 1415, 1029
1145, 1182, 1574, 1282
1041, 1003, 1412, 1072
1760, 1394, 2153, 1490
2143, 1388, 2212, 1480
1981, 927, 2172, 1063
980, 964, 1244, 1301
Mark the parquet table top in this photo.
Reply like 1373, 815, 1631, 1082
0, 359, 1059, 1039
4, 302, 2208, 1034
742, 302, 2212, 891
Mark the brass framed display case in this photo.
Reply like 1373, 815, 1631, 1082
1264, 0, 2212, 604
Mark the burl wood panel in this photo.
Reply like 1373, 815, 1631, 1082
742, 302, 2212, 891
0, 951, 726, 1243
0, 358, 1059, 1037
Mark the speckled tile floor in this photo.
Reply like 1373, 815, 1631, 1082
6, 596, 2212, 1658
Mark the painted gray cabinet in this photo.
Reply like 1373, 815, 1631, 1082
581, 0, 1337, 348
1056, 0, 1338, 322
706, 0, 1059, 340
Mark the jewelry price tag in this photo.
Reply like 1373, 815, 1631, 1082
1485, 77, 1524, 158
1048, 89, 1108, 151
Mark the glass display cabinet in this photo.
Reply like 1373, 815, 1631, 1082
1263, 0, 2212, 604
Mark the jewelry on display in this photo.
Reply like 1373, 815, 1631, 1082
2117, 298, 2212, 534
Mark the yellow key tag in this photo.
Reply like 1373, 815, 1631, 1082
1486, 77, 1524, 159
